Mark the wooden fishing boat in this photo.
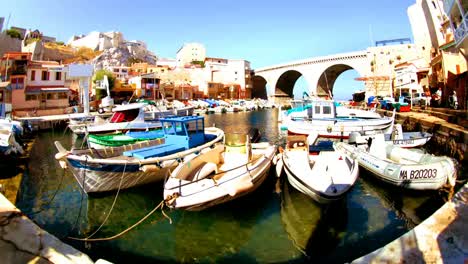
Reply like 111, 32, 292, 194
335, 133, 457, 190
279, 99, 394, 138
163, 133, 276, 211
55, 116, 224, 193
277, 133, 359, 203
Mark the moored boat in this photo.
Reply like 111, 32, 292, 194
163, 133, 276, 211
278, 133, 359, 203
279, 99, 394, 138
335, 133, 457, 190
54, 116, 224, 193
384, 124, 432, 148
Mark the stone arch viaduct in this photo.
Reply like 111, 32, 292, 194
253, 50, 371, 100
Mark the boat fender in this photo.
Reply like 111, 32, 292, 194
59, 160, 67, 169
55, 151, 69, 160
140, 165, 159, 172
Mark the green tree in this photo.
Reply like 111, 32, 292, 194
92, 69, 115, 100
6, 29, 21, 39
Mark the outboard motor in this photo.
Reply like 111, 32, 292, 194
348, 132, 360, 146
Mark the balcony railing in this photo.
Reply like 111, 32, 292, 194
454, 12, 468, 45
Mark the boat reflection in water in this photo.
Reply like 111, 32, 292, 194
280, 178, 348, 262
81, 180, 274, 263
359, 174, 449, 228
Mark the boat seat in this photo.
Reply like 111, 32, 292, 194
186, 162, 218, 181
123, 144, 186, 159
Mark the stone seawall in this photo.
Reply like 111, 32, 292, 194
0, 194, 94, 264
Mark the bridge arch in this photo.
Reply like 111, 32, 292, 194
252, 75, 268, 99
275, 70, 305, 97
315, 63, 362, 97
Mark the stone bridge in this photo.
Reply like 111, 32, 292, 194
253, 50, 372, 101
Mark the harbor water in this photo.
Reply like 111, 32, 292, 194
14, 109, 462, 263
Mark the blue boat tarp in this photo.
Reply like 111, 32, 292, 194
126, 130, 164, 140
123, 143, 186, 159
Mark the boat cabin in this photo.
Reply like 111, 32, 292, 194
288, 99, 337, 120
122, 115, 209, 159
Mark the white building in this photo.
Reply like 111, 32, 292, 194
408, 0, 447, 62
67, 31, 123, 51
176, 43, 206, 67
109, 66, 130, 82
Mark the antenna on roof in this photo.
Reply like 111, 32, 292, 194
5, 13, 11, 30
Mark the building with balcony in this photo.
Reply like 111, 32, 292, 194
444, 0, 468, 55
23, 60, 69, 111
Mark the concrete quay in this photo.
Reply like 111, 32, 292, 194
0, 194, 95, 264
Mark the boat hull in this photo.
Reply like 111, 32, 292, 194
335, 139, 457, 190
164, 143, 276, 211
57, 127, 224, 193
280, 136, 358, 204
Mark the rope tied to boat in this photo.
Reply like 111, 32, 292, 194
68, 195, 174, 242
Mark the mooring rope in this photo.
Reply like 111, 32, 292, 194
84, 162, 127, 239
27, 164, 66, 216
67, 198, 172, 242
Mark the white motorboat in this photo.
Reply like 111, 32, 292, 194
279, 99, 394, 138
384, 124, 432, 148
277, 133, 359, 203
335, 133, 457, 190
164, 133, 276, 211
71, 103, 161, 136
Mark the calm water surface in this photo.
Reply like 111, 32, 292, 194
15, 109, 458, 263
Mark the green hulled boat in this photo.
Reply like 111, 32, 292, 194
88, 130, 165, 148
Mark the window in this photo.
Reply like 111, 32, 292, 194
41, 71, 49, 81
315, 106, 321, 114
323, 106, 331, 114
47, 93, 58, 100
25, 94, 38, 101
58, 92, 68, 99
55, 72, 62, 81
31, 70, 35, 81
122, 69, 128, 73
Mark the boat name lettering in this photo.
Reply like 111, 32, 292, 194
399, 169, 437, 180
394, 139, 414, 145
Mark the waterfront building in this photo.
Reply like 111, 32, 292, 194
0, 81, 12, 118
0, 52, 71, 116
176, 43, 206, 67
23, 60, 69, 112
443, 0, 468, 56
363, 43, 422, 97
394, 59, 430, 103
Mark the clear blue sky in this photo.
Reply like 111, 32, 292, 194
2, 0, 415, 100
